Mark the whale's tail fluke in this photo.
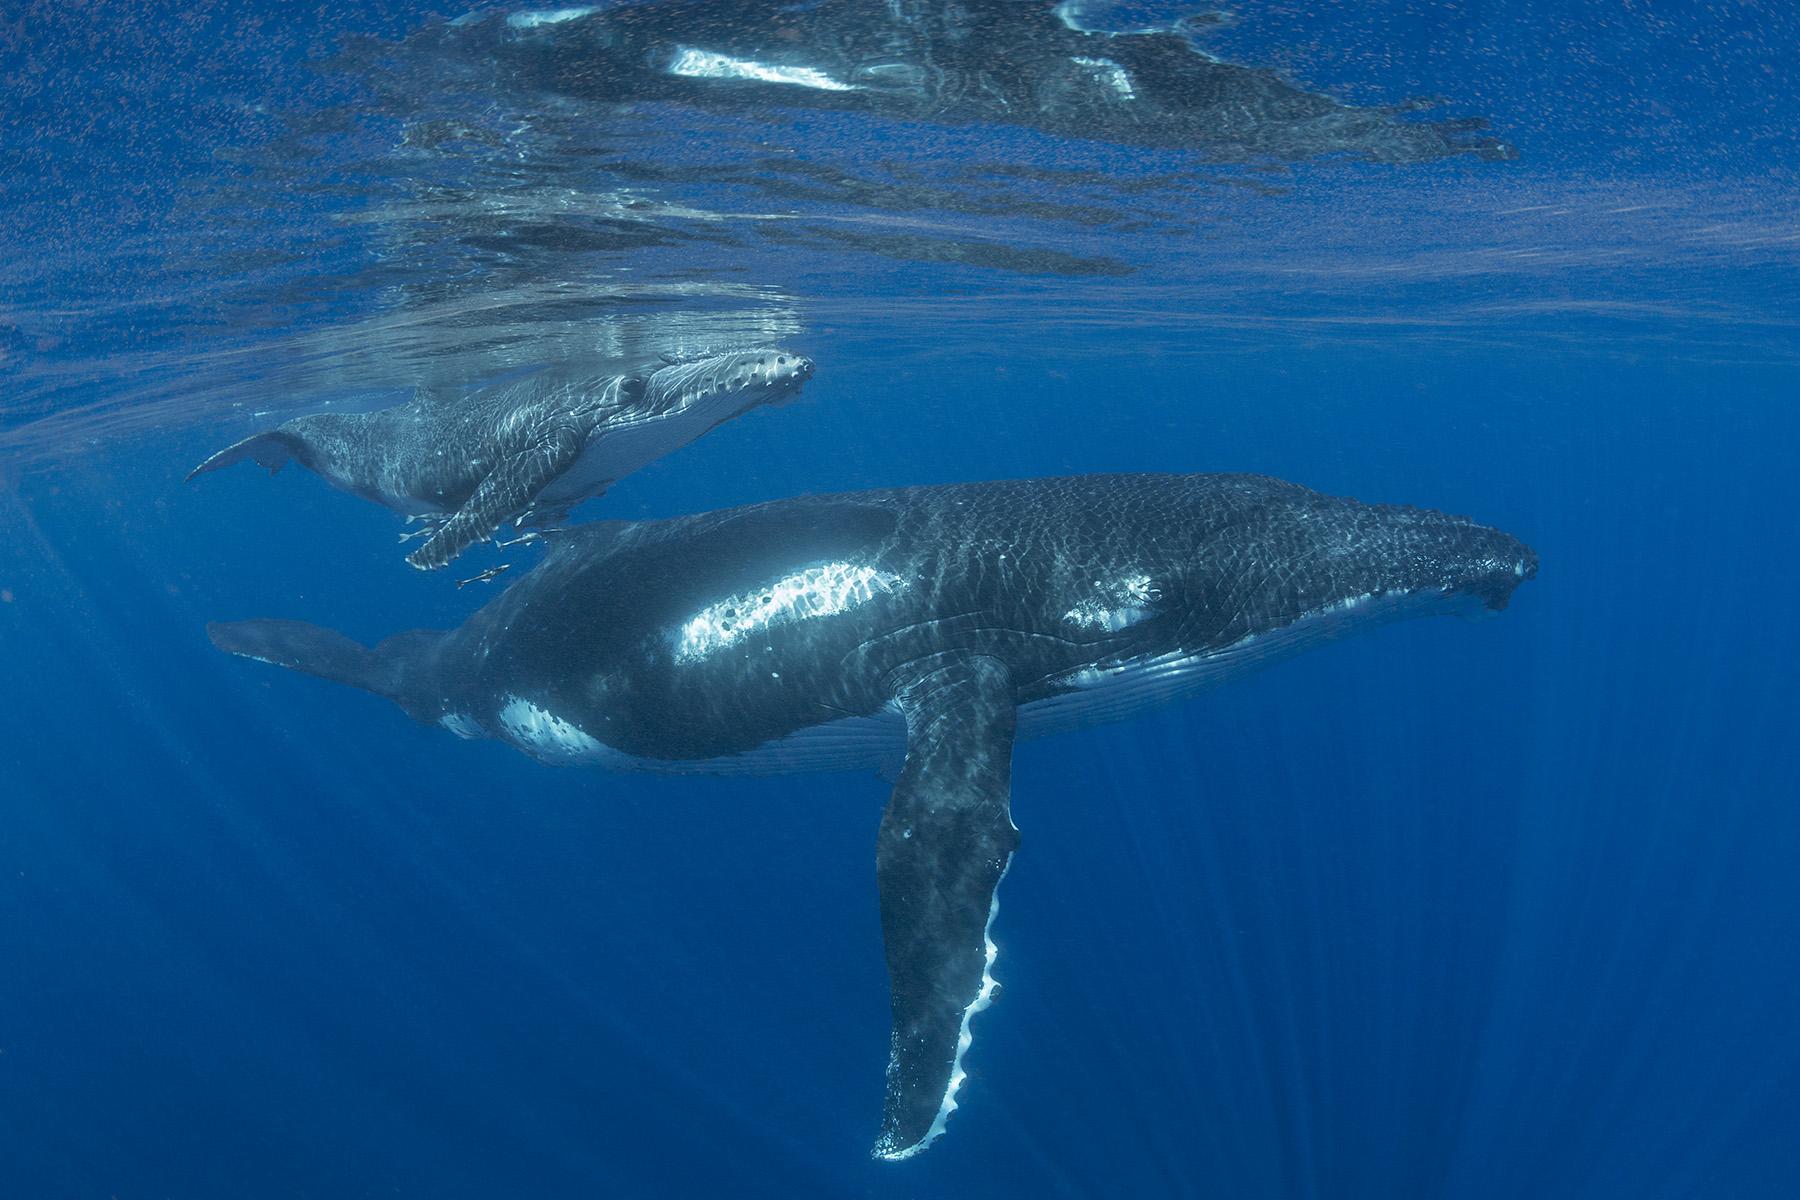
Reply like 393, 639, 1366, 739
208, 619, 437, 709
185, 431, 307, 482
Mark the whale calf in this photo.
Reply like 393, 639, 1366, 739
207, 472, 1536, 1158
187, 347, 815, 569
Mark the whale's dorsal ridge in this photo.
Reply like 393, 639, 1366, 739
873, 652, 1019, 1161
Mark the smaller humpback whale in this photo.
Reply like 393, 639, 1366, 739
187, 348, 815, 569
206, 473, 1536, 1159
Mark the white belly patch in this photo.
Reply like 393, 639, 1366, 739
495, 695, 630, 766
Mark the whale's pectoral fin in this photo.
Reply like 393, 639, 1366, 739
406, 427, 583, 571
185, 431, 306, 482
872, 654, 1019, 1162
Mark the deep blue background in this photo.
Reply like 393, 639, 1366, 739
5, 2, 1800, 1197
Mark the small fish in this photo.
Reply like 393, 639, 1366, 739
454, 564, 511, 589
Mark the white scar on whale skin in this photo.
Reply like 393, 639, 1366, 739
673, 563, 905, 663
438, 712, 483, 739
1063, 572, 1159, 632
878, 863, 1008, 1162
666, 47, 858, 92
505, 6, 596, 29
1071, 56, 1136, 100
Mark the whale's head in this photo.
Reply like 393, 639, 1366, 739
1448, 524, 1539, 614
1353, 503, 1539, 616
1182, 486, 1538, 655
1281, 498, 1538, 621
641, 347, 815, 418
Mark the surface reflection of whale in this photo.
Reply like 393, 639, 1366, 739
468, 0, 1510, 162
187, 348, 815, 569
208, 471, 1537, 1159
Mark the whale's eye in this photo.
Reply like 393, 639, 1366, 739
777, 356, 788, 365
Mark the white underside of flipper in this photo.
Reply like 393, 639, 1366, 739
876, 862, 1008, 1162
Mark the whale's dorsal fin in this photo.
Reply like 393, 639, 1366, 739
872, 653, 1019, 1161
406, 426, 585, 571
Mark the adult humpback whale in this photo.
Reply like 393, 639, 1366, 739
207, 473, 1536, 1159
187, 348, 815, 569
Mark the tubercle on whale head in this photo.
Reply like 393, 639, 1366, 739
722, 346, 813, 390
645, 346, 816, 409
765, 350, 816, 406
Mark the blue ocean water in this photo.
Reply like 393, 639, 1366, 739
4, 3, 1798, 1197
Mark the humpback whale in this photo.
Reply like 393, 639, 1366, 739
206, 473, 1536, 1158
460, 0, 1511, 163
187, 348, 815, 569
